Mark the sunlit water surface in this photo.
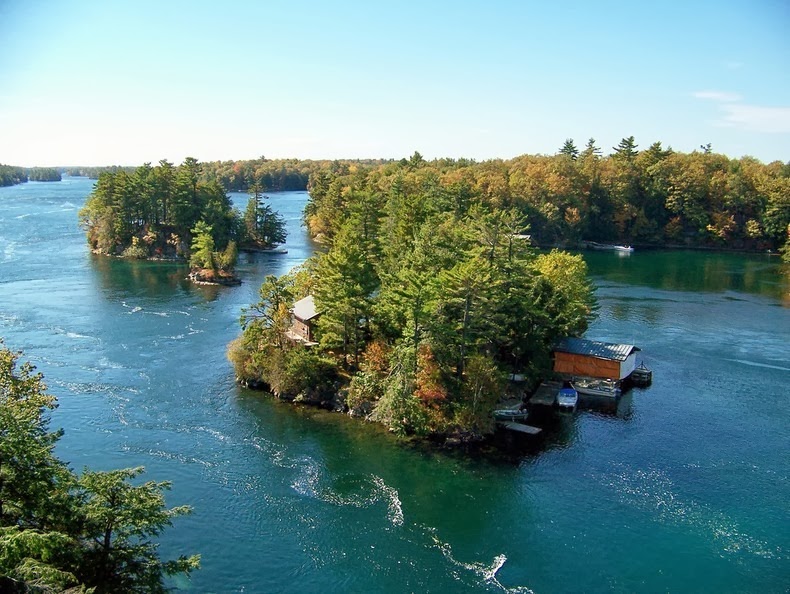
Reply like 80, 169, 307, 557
1, 177, 788, 592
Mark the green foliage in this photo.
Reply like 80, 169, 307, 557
0, 342, 198, 593
232, 159, 599, 439
241, 190, 287, 249
189, 221, 216, 270
0, 165, 28, 186
27, 168, 61, 182
78, 467, 199, 593
121, 236, 149, 259
234, 143, 788, 441
79, 158, 244, 260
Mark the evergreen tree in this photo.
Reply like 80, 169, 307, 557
559, 138, 579, 160
190, 221, 215, 270
613, 136, 639, 160
0, 343, 198, 592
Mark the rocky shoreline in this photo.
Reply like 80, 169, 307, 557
235, 376, 489, 448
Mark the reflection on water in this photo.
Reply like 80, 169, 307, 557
584, 249, 789, 303
90, 254, 195, 296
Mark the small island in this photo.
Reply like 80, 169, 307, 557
27, 167, 62, 182
228, 156, 597, 444
0, 164, 62, 185
78, 158, 287, 285
0, 164, 27, 186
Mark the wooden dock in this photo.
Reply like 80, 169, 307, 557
529, 381, 560, 407
497, 421, 541, 435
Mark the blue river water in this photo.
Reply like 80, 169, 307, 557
0, 177, 788, 592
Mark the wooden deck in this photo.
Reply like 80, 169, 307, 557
529, 381, 560, 406
497, 421, 541, 435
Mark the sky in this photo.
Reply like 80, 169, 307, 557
0, 0, 788, 167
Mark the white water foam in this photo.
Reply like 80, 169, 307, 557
429, 529, 534, 593
250, 437, 405, 526
723, 358, 790, 373
601, 464, 783, 560
371, 475, 404, 526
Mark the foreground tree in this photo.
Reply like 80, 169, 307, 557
0, 342, 199, 593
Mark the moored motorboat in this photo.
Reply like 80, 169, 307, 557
613, 245, 634, 252
557, 386, 578, 411
571, 376, 621, 398
493, 408, 529, 422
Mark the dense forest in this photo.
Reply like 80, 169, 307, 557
27, 167, 61, 182
78, 159, 287, 279
229, 157, 597, 440
0, 343, 198, 592
199, 157, 392, 192
305, 141, 790, 252
0, 165, 61, 186
229, 139, 790, 440
67, 158, 391, 193
0, 165, 27, 187
65, 165, 135, 179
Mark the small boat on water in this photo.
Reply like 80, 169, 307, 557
630, 362, 653, 386
571, 377, 621, 398
493, 408, 529, 422
557, 386, 578, 411
585, 241, 634, 253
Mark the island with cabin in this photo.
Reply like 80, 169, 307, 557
229, 157, 615, 444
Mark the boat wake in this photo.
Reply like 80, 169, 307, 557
429, 529, 534, 593
601, 463, 783, 560
723, 358, 790, 372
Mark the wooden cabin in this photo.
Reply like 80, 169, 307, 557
288, 295, 320, 345
553, 337, 640, 380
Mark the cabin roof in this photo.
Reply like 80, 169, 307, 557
292, 295, 320, 321
554, 337, 639, 362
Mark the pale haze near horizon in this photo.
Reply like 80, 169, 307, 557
0, 0, 788, 167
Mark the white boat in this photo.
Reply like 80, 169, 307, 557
571, 377, 621, 398
586, 241, 634, 253
493, 408, 529, 422
557, 387, 578, 410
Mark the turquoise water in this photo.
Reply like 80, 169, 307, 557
1, 178, 788, 592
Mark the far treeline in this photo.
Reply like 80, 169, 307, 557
229, 157, 598, 441
306, 140, 790, 252
78, 158, 288, 276
67, 157, 391, 193
0, 165, 61, 186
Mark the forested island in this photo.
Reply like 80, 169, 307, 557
78, 158, 287, 285
228, 140, 790, 442
0, 165, 27, 187
27, 167, 62, 182
0, 165, 61, 186
229, 162, 597, 442
0, 342, 199, 592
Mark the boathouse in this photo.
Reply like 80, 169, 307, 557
288, 295, 320, 344
553, 337, 640, 380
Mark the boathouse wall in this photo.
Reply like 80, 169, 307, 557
554, 353, 620, 379
554, 351, 638, 380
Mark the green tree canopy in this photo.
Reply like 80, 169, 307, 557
0, 342, 199, 593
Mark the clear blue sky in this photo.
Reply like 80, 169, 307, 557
1, 0, 788, 166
